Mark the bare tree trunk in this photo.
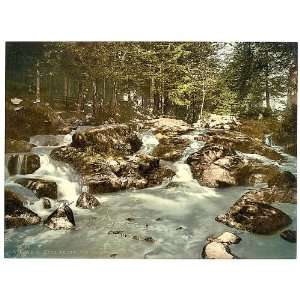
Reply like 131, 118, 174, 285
36, 60, 40, 102
103, 78, 106, 104
64, 75, 68, 109
78, 81, 83, 113
265, 52, 271, 111
199, 80, 206, 120
287, 63, 297, 107
92, 80, 97, 115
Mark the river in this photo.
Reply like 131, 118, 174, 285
4, 129, 297, 258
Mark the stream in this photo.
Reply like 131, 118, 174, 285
4, 129, 297, 258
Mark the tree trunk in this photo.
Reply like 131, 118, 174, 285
287, 63, 297, 107
163, 90, 170, 115
78, 81, 83, 113
36, 60, 40, 102
92, 80, 97, 115
265, 52, 271, 111
199, 81, 206, 120
64, 75, 68, 109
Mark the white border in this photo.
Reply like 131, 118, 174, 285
1, 1, 299, 300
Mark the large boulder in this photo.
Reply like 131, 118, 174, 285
51, 144, 175, 194
15, 178, 57, 199
76, 192, 101, 209
44, 204, 76, 230
5, 189, 41, 229
199, 130, 283, 161
236, 187, 296, 204
187, 144, 244, 187
216, 197, 292, 234
71, 124, 141, 155
187, 142, 284, 188
153, 136, 190, 161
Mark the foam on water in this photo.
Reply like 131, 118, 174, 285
4, 130, 297, 259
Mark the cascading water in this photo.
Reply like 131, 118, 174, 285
4, 129, 297, 259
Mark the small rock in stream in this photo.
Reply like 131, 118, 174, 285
44, 204, 76, 230
126, 217, 135, 222
176, 226, 184, 230
42, 198, 51, 209
76, 192, 101, 209
202, 231, 241, 259
280, 230, 296, 243
202, 242, 238, 259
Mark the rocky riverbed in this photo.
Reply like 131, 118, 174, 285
4, 116, 297, 258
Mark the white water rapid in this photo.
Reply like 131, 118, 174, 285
4, 129, 297, 259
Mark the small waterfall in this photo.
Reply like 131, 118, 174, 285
173, 162, 194, 182
263, 134, 273, 146
16, 154, 24, 174
139, 131, 159, 155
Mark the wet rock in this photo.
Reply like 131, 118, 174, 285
267, 171, 297, 189
126, 217, 135, 222
71, 124, 139, 155
76, 192, 101, 209
110, 253, 118, 258
237, 187, 296, 204
44, 204, 76, 230
202, 241, 237, 259
5, 139, 34, 153
15, 178, 57, 199
216, 197, 292, 234
51, 141, 174, 194
42, 198, 51, 209
5, 189, 41, 229
176, 226, 184, 230
153, 136, 190, 161
204, 130, 283, 161
7, 153, 40, 175
187, 144, 244, 187
144, 237, 155, 243
280, 230, 296, 243
213, 232, 241, 244
126, 133, 143, 152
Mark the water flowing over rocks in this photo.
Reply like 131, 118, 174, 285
216, 197, 292, 234
7, 153, 40, 175
5, 189, 41, 229
280, 230, 296, 243
15, 178, 58, 199
76, 192, 101, 209
44, 204, 76, 230
51, 124, 175, 193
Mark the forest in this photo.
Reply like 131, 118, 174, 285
4, 41, 298, 259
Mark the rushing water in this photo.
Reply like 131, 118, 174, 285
4, 129, 297, 259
